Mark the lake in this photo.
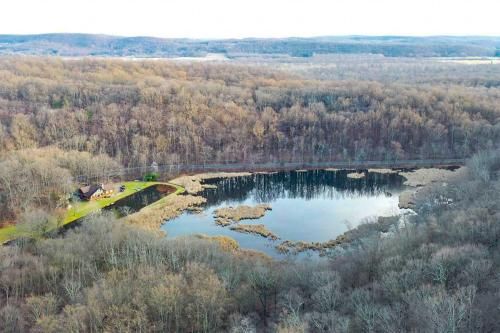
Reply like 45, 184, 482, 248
162, 170, 406, 257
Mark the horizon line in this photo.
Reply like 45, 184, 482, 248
1, 32, 500, 41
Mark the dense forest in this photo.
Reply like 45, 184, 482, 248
1, 34, 499, 57
0, 58, 498, 168
0, 148, 121, 220
0, 55, 499, 332
0, 151, 499, 332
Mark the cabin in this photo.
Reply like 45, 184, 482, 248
79, 183, 114, 200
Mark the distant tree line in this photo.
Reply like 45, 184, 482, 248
251, 54, 500, 87
0, 34, 499, 57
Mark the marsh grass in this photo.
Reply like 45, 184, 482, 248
230, 224, 278, 240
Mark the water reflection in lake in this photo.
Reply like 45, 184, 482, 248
162, 170, 406, 257
106, 184, 174, 217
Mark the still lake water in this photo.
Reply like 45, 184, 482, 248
105, 184, 174, 217
162, 170, 406, 256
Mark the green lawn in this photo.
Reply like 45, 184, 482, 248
0, 181, 184, 244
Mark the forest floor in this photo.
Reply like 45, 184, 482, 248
0, 181, 184, 244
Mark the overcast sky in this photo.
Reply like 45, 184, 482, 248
1, 0, 499, 38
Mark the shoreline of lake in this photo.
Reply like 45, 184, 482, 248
161, 168, 409, 257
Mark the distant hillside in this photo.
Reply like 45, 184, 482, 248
0, 33, 499, 57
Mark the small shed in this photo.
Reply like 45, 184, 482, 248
101, 184, 114, 196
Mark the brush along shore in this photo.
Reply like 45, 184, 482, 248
170, 172, 252, 194
368, 168, 398, 174
276, 216, 399, 255
194, 234, 240, 252
127, 172, 254, 229
397, 167, 466, 208
126, 194, 206, 229
230, 224, 278, 240
214, 204, 272, 225
347, 172, 365, 179
399, 167, 463, 187
211, 204, 276, 239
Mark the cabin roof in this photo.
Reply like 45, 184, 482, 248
79, 184, 102, 199
79, 183, 114, 199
